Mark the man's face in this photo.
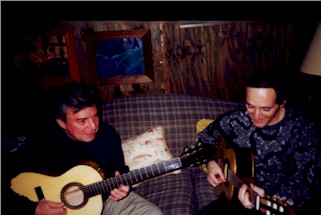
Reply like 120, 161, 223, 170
245, 87, 284, 128
56, 105, 99, 142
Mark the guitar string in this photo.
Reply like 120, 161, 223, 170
62, 158, 182, 203
63, 145, 207, 204
227, 168, 257, 204
227, 166, 289, 214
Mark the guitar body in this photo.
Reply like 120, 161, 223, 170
216, 137, 296, 215
11, 165, 104, 215
10, 143, 213, 215
216, 137, 254, 201
223, 146, 254, 200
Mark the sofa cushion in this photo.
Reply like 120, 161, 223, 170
193, 166, 221, 211
194, 119, 227, 210
196, 119, 215, 142
196, 119, 215, 135
121, 126, 180, 186
132, 168, 197, 215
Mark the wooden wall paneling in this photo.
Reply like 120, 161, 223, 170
159, 22, 170, 94
179, 26, 206, 97
176, 27, 189, 95
224, 22, 252, 102
280, 23, 295, 67
171, 21, 296, 101
212, 23, 230, 100
203, 25, 218, 99
171, 21, 252, 100
148, 22, 166, 94
59, 21, 296, 103
164, 23, 185, 94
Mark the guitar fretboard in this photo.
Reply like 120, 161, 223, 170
227, 168, 259, 210
82, 158, 182, 197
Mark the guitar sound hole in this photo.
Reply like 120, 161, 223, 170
61, 182, 88, 209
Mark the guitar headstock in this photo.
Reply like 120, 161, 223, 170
259, 195, 296, 215
179, 142, 215, 168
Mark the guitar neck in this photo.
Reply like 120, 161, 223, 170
227, 168, 258, 208
82, 157, 182, 198
227, 168, 296, 215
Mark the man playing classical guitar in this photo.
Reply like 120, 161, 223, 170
2, 82, 163, 215
197, 71, 320, 215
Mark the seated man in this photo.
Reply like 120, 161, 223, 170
197, 71, 320, 215
3, 82, 163, 215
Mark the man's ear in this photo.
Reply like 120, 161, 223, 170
56, 119, 66, 129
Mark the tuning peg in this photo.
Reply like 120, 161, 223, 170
272, 194, 280, 199
286, 198, 294, 206
183, 145, 193, 152
183, 147, 188, 153
279, 196, 287, 202
271, 194, 294, 206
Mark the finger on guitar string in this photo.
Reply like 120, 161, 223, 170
238, 184, 254, 209
250, 183, 265, 197
207, 177, 214, 186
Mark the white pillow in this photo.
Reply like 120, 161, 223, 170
121, 126, 181, 186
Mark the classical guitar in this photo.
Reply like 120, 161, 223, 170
11, 143, 213, 215
216, 137, 296, 215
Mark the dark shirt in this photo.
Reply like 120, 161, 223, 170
2, 122, 129, 214
197, 106, 320, 210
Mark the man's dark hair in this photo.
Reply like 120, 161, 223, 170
52, 82, 101, 121
246, 71, 287, 105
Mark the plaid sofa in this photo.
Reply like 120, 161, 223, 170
102, 94, 241, 215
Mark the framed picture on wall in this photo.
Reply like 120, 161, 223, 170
85, 28, 154, 85
41, 26, 80, 86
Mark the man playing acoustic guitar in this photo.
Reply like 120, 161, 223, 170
3, 82, 163, 215
197, 71, 320, 215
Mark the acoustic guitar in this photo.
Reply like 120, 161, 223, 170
216, 137, 296, 215
11, 143, 213, 215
